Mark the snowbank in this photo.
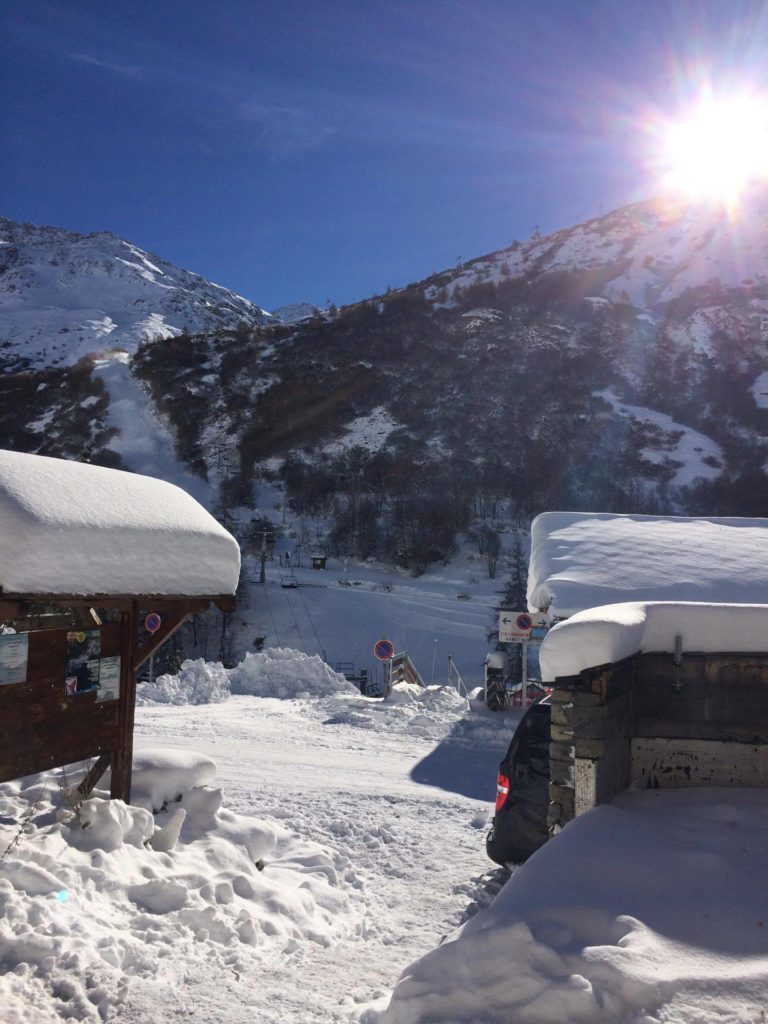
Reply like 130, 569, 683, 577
528, 511, 768, 616
539, 601, 768, 681
0, 750, 361, 1023
0, 449, 240, 597
315, 682, 475, 741
229, 648, 358, 698
137, 658, 231, 705
369, 788, 768, 1024
137, 649, 358, 705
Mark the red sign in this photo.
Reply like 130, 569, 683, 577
373, 638, 395, 661
144, 612, 162, 634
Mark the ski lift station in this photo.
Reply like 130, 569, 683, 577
528, 511, 768, 836
0, 449, 240, 803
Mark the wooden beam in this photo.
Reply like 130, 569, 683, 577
77, 753, 112, 799
0, 592, 232, 612
132, 607, 196, 672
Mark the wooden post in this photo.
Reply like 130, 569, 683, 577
111, 602, 138, 801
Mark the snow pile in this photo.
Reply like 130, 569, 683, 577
304, 683, 518, 750
137, 659, 231, 705
316, 683, 471, 739
229, 647, 358, 698
0, 449, 240, 597
539, 601, 768, 681
369, 787, 768, 1024
528, 510, 768, 616
137, 649, 358, 706
129, 748, 217, 812
0, 750, 362, 1024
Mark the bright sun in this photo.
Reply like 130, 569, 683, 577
657, 91, 768, 207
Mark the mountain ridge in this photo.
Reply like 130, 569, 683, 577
3, 196, 768, 574
0, 215, 275, 366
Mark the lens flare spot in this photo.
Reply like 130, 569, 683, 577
654, 90, 768, 209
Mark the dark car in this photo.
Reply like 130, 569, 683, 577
486, 697, 551, 866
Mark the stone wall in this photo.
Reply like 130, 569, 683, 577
547, 651, 768, 834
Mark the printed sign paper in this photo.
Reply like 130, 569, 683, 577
96, 655, 121, 703
65, 629, 102, 695
0, 633, 28, 685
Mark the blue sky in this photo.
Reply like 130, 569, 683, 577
4, 0, 768, 310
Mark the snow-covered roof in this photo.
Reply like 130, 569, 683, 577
0, 449, 240, 597
528, 511, 768, 617
539, 601, 768, 681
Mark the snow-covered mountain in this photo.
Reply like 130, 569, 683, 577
5, 194, 768, 560
271, 302, 324, 323
438, 186, 768, 311
0, 216, 275, 366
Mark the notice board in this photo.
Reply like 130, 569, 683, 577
0, 622, 128, 786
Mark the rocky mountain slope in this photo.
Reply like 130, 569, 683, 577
3, 194, 768, 571
0, 216, 275, 367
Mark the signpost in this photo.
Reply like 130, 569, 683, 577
145, 613, 161, 685
498, 611, 549, 705
498, 611, 548, 644
373, 639, 395, 698
373, 638, 395, 661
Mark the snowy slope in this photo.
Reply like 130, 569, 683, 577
438, 185, 768, 310
271, 302, 323, 323
0, 217, 274, 366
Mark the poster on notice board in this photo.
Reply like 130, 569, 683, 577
96, 656, 121, 702
65, 630, 101, 695
0, 633, 28, 685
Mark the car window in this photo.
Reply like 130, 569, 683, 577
510, 707, 550, 778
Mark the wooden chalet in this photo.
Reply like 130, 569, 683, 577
0, 450, 240, 803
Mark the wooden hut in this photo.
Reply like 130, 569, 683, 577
0, 450, 240, 803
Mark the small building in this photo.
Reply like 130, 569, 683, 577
527, 511, 768, 838
0, 449, 240, 803
310, 555, 327, 570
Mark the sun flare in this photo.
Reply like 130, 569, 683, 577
656, 92, 768, 208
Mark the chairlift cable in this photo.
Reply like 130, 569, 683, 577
284, 593, 307, 653
296, 585, 324, 656
262, 582, 282, 646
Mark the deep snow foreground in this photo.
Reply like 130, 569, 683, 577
5, 650, 768, 1023
0, 654, 515, 1023
369, 788, 768, 1024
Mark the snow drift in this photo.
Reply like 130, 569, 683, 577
369, 788, 768, 1024
0, 749, 362, 1024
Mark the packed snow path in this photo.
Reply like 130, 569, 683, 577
124, 691, 514, 1023
93, 353, 212, 507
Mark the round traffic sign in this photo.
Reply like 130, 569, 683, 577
516, 613, 533, 631
373, 638, 395, 661
145, 612, 162, 634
